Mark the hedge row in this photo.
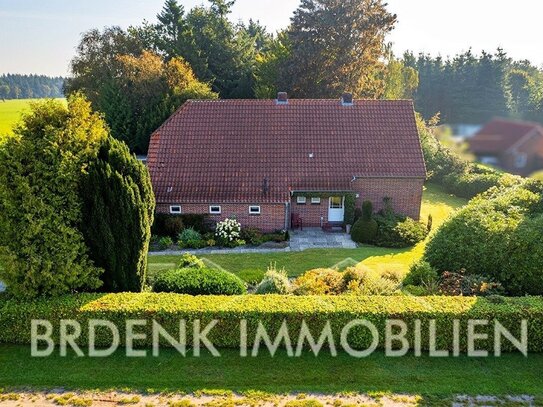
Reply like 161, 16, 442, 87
1, 293, 542, 353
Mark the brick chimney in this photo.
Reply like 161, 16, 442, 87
341, 92, 353, 106
276, 92, 288, 104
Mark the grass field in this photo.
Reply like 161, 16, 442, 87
0, 345, 541, 400
0, 98, 65, 135
147, 183, 468, 283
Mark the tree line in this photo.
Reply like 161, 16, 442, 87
63, 0, 543, 154
0, 74, 64, 99
404, 49, 543, 124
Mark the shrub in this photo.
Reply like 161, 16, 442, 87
443, 171, 502, 199
240, 227, 263, 246
152, 214, 211, 238
152, 267, 246, 295
157, 236, 173, 250
438, 269, 504, 296
424, 179, 543, 295
350, 201, 378, 244
255, 264, 291, 294
403, 260, 438, 286
373, 213, 428, 248
215, 218, 242, 247
3, 293, 540, 353
177, 253, 205, 269
0, 97, 104, 298
342, 266, 400, 295
178, 227, 205, 249
292, 269, 343, 295
80, 136, 155, 292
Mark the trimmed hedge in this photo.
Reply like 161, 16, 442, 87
1, 293, 542, 353
152, 267, 246, 295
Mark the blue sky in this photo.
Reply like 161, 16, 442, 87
1, 0, 542, 76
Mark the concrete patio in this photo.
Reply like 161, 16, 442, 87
289, 227, 357, 250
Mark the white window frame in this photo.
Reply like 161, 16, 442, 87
209, 205, 221, 215
311, 197, 321, 204
296, 196, 307, 204
249, 205, 261, 215
169, 205, 181, 214
515, 153, 528, 168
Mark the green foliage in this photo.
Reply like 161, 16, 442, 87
406, 49, 543, 124
152, 267, 246, 295
67, 31, 217, 153
152, 213, 210, 238
240, 227, 264, 246
0, 74, 64, 99
255, 264, 291, 294
157, 236, 173, 250
2, 292, 541, 353
373, 213, 428, 248
350, 201, 378, 244
177, 253, 205, 269
79, 136, 155, 292
343, 193, 356, 225
283, 0, 396, 98
0, 97, 104, 298
350, 218, 378, 244
442, 170, 502, 199
177, 227, 204, 249
403, 260, 438, 286
424, 179, 543, 295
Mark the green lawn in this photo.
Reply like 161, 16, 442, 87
148, 183, 468, 283
0, 98, 66, 135
0, 345, 541, 399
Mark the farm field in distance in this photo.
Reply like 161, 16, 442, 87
0, 98, 66, 135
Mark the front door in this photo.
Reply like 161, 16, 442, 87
328, 196, 344, 222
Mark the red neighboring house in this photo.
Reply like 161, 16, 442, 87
147, 93, 426, 232
469, 118, 543, 176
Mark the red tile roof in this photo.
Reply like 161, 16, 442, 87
148, 99, 426, 203
469, 118, 543, 154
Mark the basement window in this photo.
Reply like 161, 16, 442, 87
311, 197, 321, 204
296, 196, 307, 204
169, 205, 181, 214
209, 205, 221, 215
249, 205, 261, 215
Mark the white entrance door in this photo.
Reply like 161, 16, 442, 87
328, 196, 344, 222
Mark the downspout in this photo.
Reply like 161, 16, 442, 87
284, 201, 290, 230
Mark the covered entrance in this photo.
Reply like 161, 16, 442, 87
328, 196, 345, 223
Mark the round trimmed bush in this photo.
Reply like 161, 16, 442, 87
373, 214, 428, 248
152, 267, 246, 295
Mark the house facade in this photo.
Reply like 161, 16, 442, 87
148, 93, 426, 232
469, 118, 543, 176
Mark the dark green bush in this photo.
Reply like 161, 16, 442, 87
350, 201, 378, 243
152, 267, 246, 295
442, 171, 502, 199
373, 214, 428, 248
1, 293, 541, 353
157, 236, 173, 250
240, 227, 263, 245
424, 179, 543, 295
177, 227, 205, 249
404, 260, 438, 286
152, 213, 211, 238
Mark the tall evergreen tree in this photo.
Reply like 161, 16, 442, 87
80, 137, 155, 292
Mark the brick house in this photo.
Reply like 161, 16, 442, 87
469, 118, 543, 176
147, 93, 426, 232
